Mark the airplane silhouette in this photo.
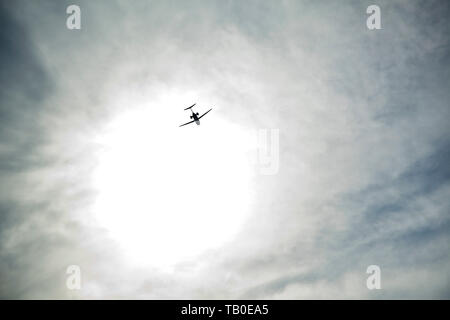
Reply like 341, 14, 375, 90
179, 103, 212, 127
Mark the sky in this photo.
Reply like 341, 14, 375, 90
0, 0, 449, 299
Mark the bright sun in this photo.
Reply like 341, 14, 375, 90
92, 99, 254, 269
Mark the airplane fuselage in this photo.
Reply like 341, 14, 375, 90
190, 111, 200, 125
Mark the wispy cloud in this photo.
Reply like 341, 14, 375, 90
0, 0, 449, 299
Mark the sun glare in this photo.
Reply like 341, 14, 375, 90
92, 101, 254, 269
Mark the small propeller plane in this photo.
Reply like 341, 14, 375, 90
179, 103, 212, 127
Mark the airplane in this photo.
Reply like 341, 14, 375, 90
179, 103, 212, 127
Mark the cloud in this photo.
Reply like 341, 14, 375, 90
0, 0, 449, 299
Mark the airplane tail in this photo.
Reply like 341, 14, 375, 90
184, 103, 196, 110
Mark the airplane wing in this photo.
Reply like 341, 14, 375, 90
179, 120, 195, 127
198, 108, 212, 119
